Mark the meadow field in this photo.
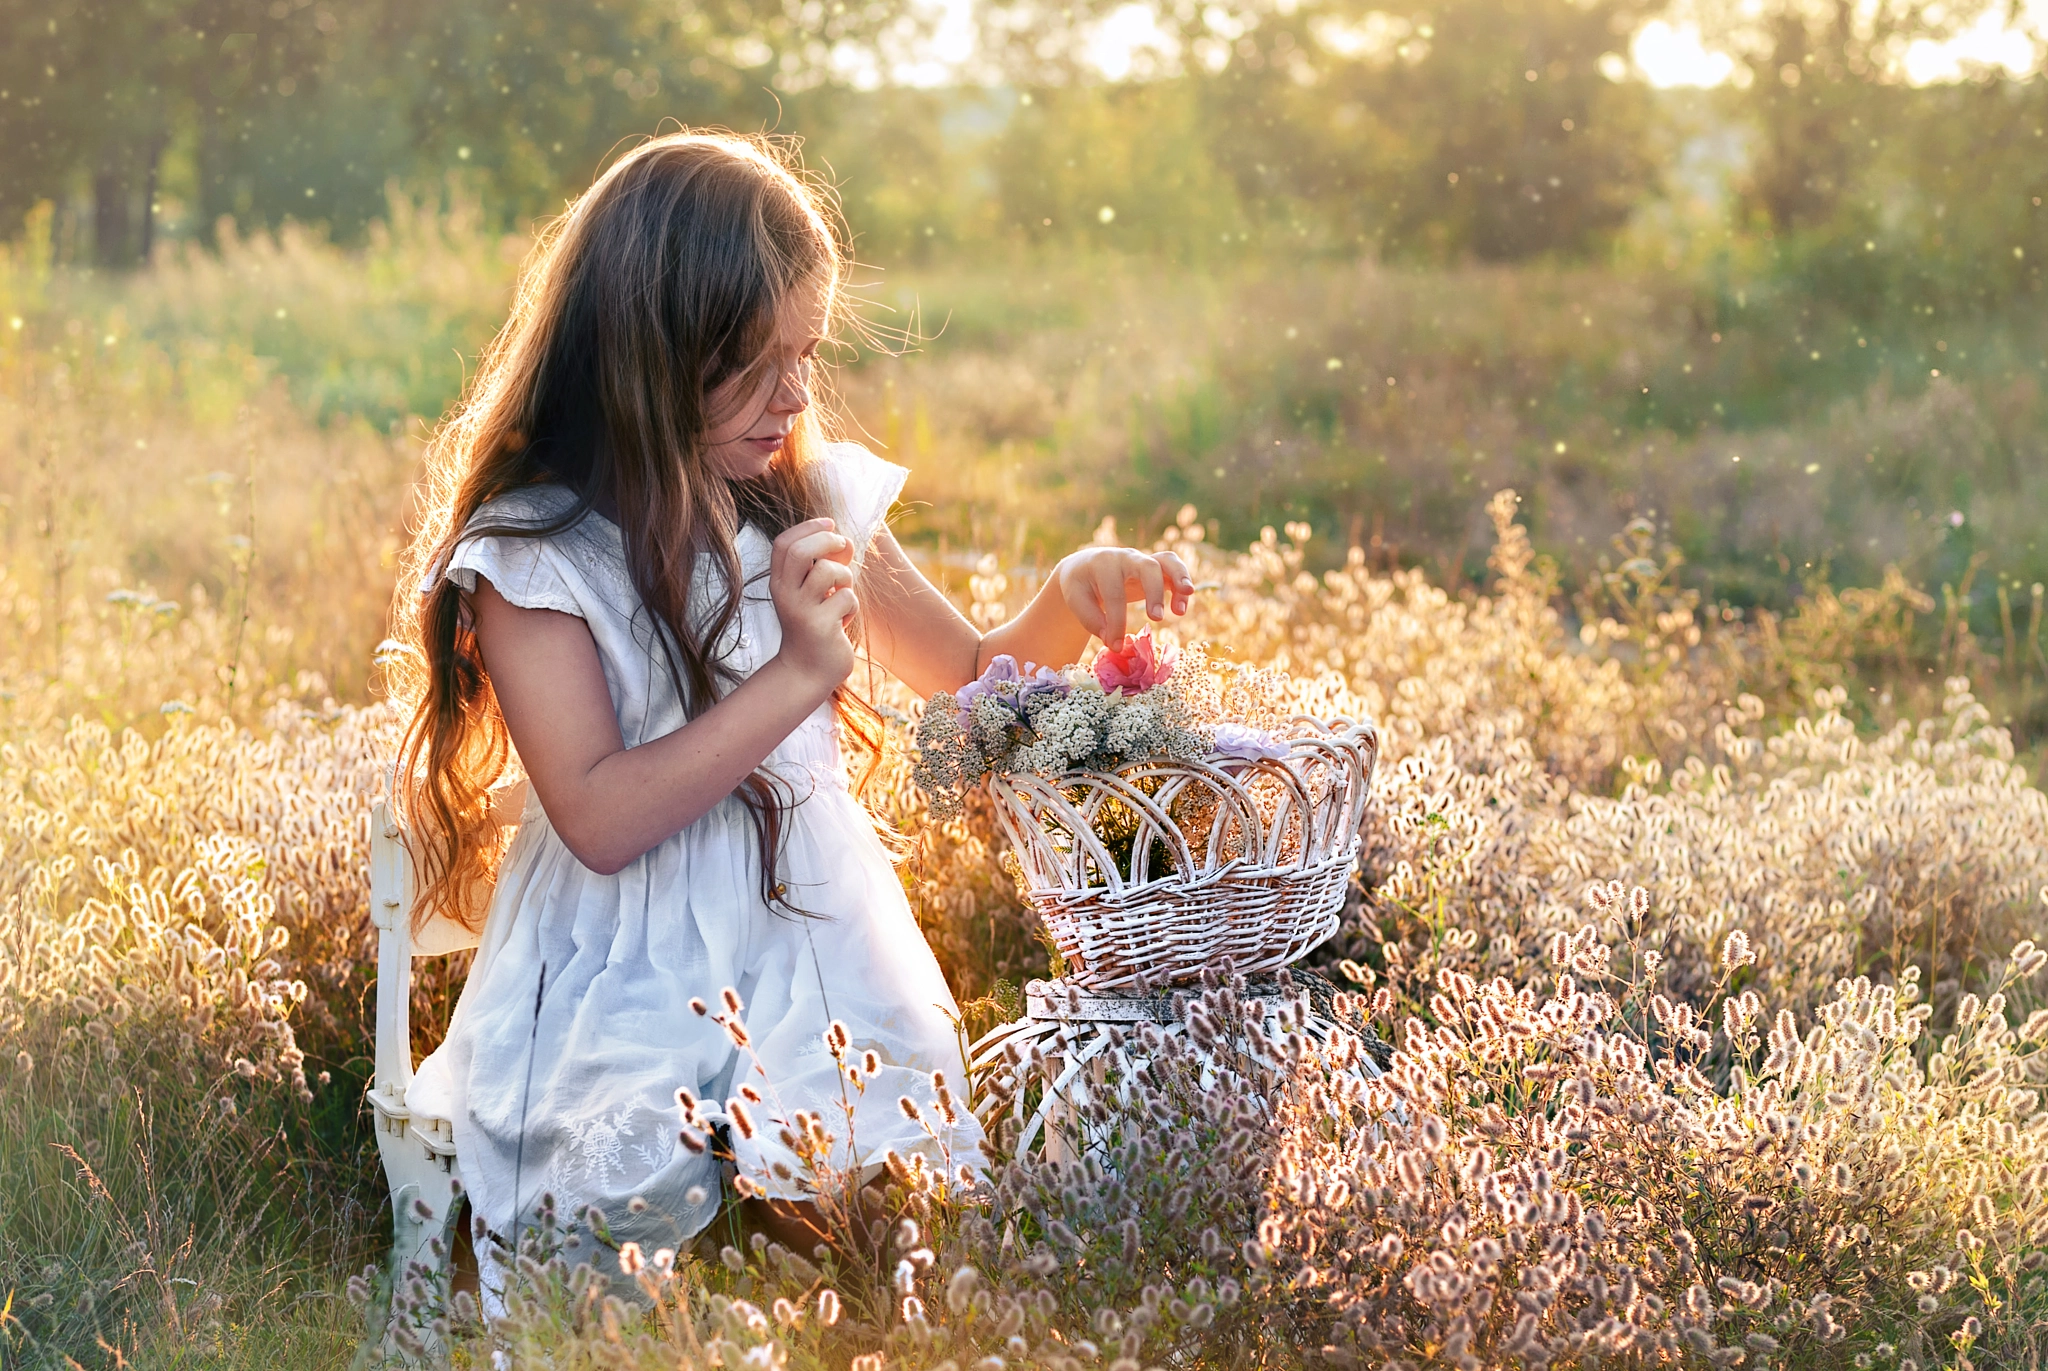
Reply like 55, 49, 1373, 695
5, 203, 2048, 1369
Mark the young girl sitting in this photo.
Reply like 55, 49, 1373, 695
391, 131, 1194, 1273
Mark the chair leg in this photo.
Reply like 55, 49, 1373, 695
382, 1180, 463, 1363
395, 1180, 466, 1273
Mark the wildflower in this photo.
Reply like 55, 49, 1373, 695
1212, 721, 1289, 762
1094, 629, 1177, 694
955, 654, 1024, 726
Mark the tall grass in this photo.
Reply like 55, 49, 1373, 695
14, 193, 2047, 626
5, 205, 2048, 1366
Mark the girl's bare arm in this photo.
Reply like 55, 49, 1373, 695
856, 527, 1193, 698
472, 519, 858, 875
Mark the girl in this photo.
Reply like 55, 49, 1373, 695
392, 131, 1194, 1271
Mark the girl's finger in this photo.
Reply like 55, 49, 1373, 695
771, 520, 827, 594
772, 518, 836, 578
1155, 550, 1195, 614
773, 517, 837, 551
1127, 553, 1168, 622
784, 528, 852, 573
1097, 573, 1126, 645
822, 586, 859, 625
776, 535, 850, 604
803, 557, 855, 599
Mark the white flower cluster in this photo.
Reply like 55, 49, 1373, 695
1010, 684, 1203, 780
914, 670, 1208, 818
912, 644, 1298, 819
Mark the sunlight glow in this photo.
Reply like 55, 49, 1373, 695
1903, 7, 2041, 82
1632, 21, 1738, 88
884, 0, 980, 87
1086, 3, 1178, 81
913, 0, 2042, 89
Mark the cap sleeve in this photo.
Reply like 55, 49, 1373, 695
436, 488, 588, 619
819, 441, 909, 564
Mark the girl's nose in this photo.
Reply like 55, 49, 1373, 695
770, 360, 812, 415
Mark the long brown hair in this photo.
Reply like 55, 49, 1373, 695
386, 131, 881, 934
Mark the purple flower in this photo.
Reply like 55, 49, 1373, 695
1016, 663, 1070, 712
1212, 723, 1289, 764
955, 655, 1021, 724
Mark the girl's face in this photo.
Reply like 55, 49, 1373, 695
703, 275, 827, 481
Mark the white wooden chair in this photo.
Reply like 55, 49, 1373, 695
367, 797, 465, 1280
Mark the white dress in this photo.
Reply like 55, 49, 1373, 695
407, 442, 980, 1264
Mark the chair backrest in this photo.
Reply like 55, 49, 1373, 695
366, 797, 467, 1290
366, 789, 507, 1104
369, 798, 420, 1107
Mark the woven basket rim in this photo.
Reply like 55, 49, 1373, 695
996, 735, 1372, 889
1017, 839, 1362, 906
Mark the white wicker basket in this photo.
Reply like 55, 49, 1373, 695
989, 717, 1379, 991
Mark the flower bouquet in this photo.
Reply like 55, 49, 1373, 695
913, 632, 1380, 991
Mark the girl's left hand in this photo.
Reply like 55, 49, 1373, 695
1055, 546, 1195, 645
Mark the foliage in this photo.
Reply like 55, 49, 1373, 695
910, 636, 1212, 817
13, 195, 2048, 672
359, 936, 2048, 1369
7, 206, 2048, 1366
0, 0, 330, 263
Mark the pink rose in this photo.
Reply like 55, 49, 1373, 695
1093, 629, 1177, 694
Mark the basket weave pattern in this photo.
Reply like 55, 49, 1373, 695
990, 717, 1379, 991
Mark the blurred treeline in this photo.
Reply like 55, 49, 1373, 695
5, 0, 2046, 292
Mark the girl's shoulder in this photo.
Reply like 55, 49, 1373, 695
815, 441, 909, 562
440, 484, 622, 619
464, 482, 597, 534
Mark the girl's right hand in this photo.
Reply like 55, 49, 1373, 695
769, 517, 858, 692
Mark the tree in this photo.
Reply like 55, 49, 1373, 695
974, 0, 1663, 261
1689, 0, 2016, 233
0, 0, 325, 264
0, 0, 922, 259
1302, 0, 1658, 259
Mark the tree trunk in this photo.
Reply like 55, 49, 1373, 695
93, 155, 135, 268
138, 137, 165, 264
198, 114, 227, 248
